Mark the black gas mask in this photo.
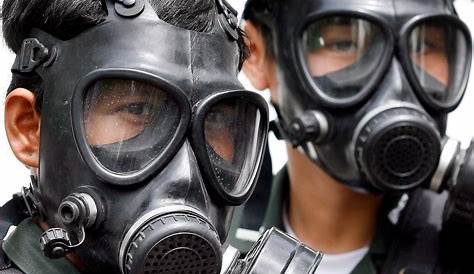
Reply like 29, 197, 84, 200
9, 0, 274, 273
245, 0, 472, 193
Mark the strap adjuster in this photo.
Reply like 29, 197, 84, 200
216, 0, 239, 41
12, 38, 49, 74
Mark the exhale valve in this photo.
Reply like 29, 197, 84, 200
40, 193, 98, 258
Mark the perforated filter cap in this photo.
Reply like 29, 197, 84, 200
355, 107, 441, 191
123, 213, 222, 274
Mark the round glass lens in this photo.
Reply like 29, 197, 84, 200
408, 20, 469, 107
302, 16, 386, 99
204, 97, 262, 195
83, 79, 180, 173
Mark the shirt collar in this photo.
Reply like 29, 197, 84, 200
262, 166, 397, 263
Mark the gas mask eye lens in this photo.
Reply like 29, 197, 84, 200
205, 103, 237, 162
83, 79, 181, 173
408, 19, 469, 108
301, 16, 386, 100
203, 97, 262, 195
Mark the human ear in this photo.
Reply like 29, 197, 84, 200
242, 21, 274, 91
5, 88, 41, 168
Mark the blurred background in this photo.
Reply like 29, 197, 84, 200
1, 0, 473, 205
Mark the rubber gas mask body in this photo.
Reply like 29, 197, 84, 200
11, 0, 271, 273
246, 0, 472, 193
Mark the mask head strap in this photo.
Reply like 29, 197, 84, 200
11, 38, 50, 74
216, 0, 239, 41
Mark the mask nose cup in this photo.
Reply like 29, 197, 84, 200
123, 212, 222, 274
354, 108, 441, 191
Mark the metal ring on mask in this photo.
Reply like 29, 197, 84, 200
118, 205, 210, 274
398, 14, 472, 113
352, 102, 442, 191
350, 101, 427, 170
69, 225, 86, 249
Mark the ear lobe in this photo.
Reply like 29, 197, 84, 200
242, 21, 272, 91
5, 88, 41, 168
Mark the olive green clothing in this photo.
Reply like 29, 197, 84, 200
2, 218, 80, 274
230, 167, 397, 274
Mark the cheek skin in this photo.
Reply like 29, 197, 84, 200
84, 113, 144, 145
413, 53, 449, 86
206, 132, 235, 162
306, 51, 358, 76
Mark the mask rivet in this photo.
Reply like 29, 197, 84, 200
114, 0, 145, 17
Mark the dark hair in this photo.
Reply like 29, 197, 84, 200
2, 0, 248, 112
242, 0, 276, 59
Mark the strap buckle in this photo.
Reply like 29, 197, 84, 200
11, 38, 49, 74
20, 184, 40, 218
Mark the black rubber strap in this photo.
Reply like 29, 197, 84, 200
0, 199, 26, 273
0, 202, 17, 240
441, 140, 474, 272
0, 241, 24, 274
0, 195, 30, 239
382, 189, 446, 274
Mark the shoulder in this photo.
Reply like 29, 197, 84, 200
0, 240, 24, 274
0, 198, 28, 274
382, 189, 474, 273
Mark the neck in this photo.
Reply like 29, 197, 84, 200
286, 146, 382, 255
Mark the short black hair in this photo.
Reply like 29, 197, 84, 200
2, 0, 248, 112
242, 0, 276, 59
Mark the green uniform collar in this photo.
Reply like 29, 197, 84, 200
2, 218, 80, 274
261, 166, 396, 274
260, 167, 288, 231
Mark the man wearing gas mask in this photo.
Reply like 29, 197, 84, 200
231, 0, 474, 272
0, 0, 324, 273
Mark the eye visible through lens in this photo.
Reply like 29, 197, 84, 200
82, 78, 181, 173
303, 17, 376, 76
203, 97, 261, 194
409, 23, 449, 86
84, 79, 166, 146
302, 16, 386, 100
408, 20, 468, 106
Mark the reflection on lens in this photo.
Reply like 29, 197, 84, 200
304, 17, 371, 76
302, 16, 386, 99
204, 102, 237, 162
85, 80, 164, 145
204, 98, 261, 194
83, 79, 180, 173
408, 20, 468, 106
